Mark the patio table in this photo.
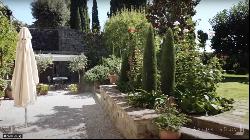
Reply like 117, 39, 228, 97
52, 77, 68, 89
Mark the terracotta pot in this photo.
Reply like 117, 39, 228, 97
108, 74, 118, 85
40, 90, 48, 95
5, 90, 13, 99
159, 130, 181, 139
4, 86, 13, 100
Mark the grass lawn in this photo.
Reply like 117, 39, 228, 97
216, 82, 249, 100
217, 82, 249, 123
223, 74, 248, 78
222, 74, 249, 83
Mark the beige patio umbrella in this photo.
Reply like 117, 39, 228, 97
11, 27, 39, 127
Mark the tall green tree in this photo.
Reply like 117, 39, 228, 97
109, 0, 147, 17
70, 0, 81, 30
118, 51, 130, 91
0, 10, 18, 78
92, 0, 100, 33
197, 30, 209, 64
147, 0, 200, 36
209, 0, 249, 73
70, 0, 90, 32
161, 28, 175, 96
142, 25, 157, 92
197, 30, 208, 52
79, 0, 90, 32
31, 0, 70, 28
84, 5, 91, 33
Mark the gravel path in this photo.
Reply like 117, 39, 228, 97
0, 91, 124, 139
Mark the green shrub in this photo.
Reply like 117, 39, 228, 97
173, 32, 234, 115
84, 65, 109, 83
68, 84, 78, 94
37, 84, 49, 95
127, 89, 164, 109
154, 96, 191, 131
0, 11, 18, 77
0, 78, 7, 91
0, 90, 4, 98
161, 28, 176, 96
142, 25, 157, 92
102, 55, 122, 74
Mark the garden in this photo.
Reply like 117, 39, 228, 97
0, 0, 249, 139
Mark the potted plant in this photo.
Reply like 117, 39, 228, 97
37, 84, 49, 95
154, 97, 191, 139
108, 72, 118, 85
4, 84, 13, 99
84, 65, 110, 91
68, 84, 78, 94
102, 55, 121, 85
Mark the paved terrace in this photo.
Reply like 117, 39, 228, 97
0, 91, 123, 139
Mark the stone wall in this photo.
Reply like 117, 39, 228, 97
29, 27, 86, 53
99, 85, 159, 139
58, 28, 85, 52
29, 28, 59, 51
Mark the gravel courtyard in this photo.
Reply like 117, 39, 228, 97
0, 91, 124, 139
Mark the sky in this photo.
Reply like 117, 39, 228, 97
1, 0, 243, 51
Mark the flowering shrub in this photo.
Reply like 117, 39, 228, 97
37, 84, 49, 95
35, 54, 53, 74
104, 9, 149, 57
173, 26, 234, 115
69, 54, 88, 84
68, 84, 78, 94
102, 55, 121, 74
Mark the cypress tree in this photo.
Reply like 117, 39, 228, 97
119, 51, 130, 84
92, 0, 100, 33
70, 0, 81, 30
78, 0, 86, 32
142, 25, 157, 92
78, 0, 90, 32
161, 28, 175, 96
84, 7, 91, 33
70, 0, 90, 32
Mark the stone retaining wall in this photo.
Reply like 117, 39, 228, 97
99, 85, 159, 139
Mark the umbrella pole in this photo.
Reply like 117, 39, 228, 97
25, 107, 27, 127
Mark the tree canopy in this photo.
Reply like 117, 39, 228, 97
209, 0, 249, 73
147, 0, 200, 36
31, 0, 70, 28
109, 0, 147, 17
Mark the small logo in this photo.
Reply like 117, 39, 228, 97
3, 134, 23, 139
234, 125, 244, 136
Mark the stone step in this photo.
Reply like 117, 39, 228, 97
180, 127, 229, 139
187, 116, 249, 139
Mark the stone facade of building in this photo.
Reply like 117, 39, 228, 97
29, 27, 86, 53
